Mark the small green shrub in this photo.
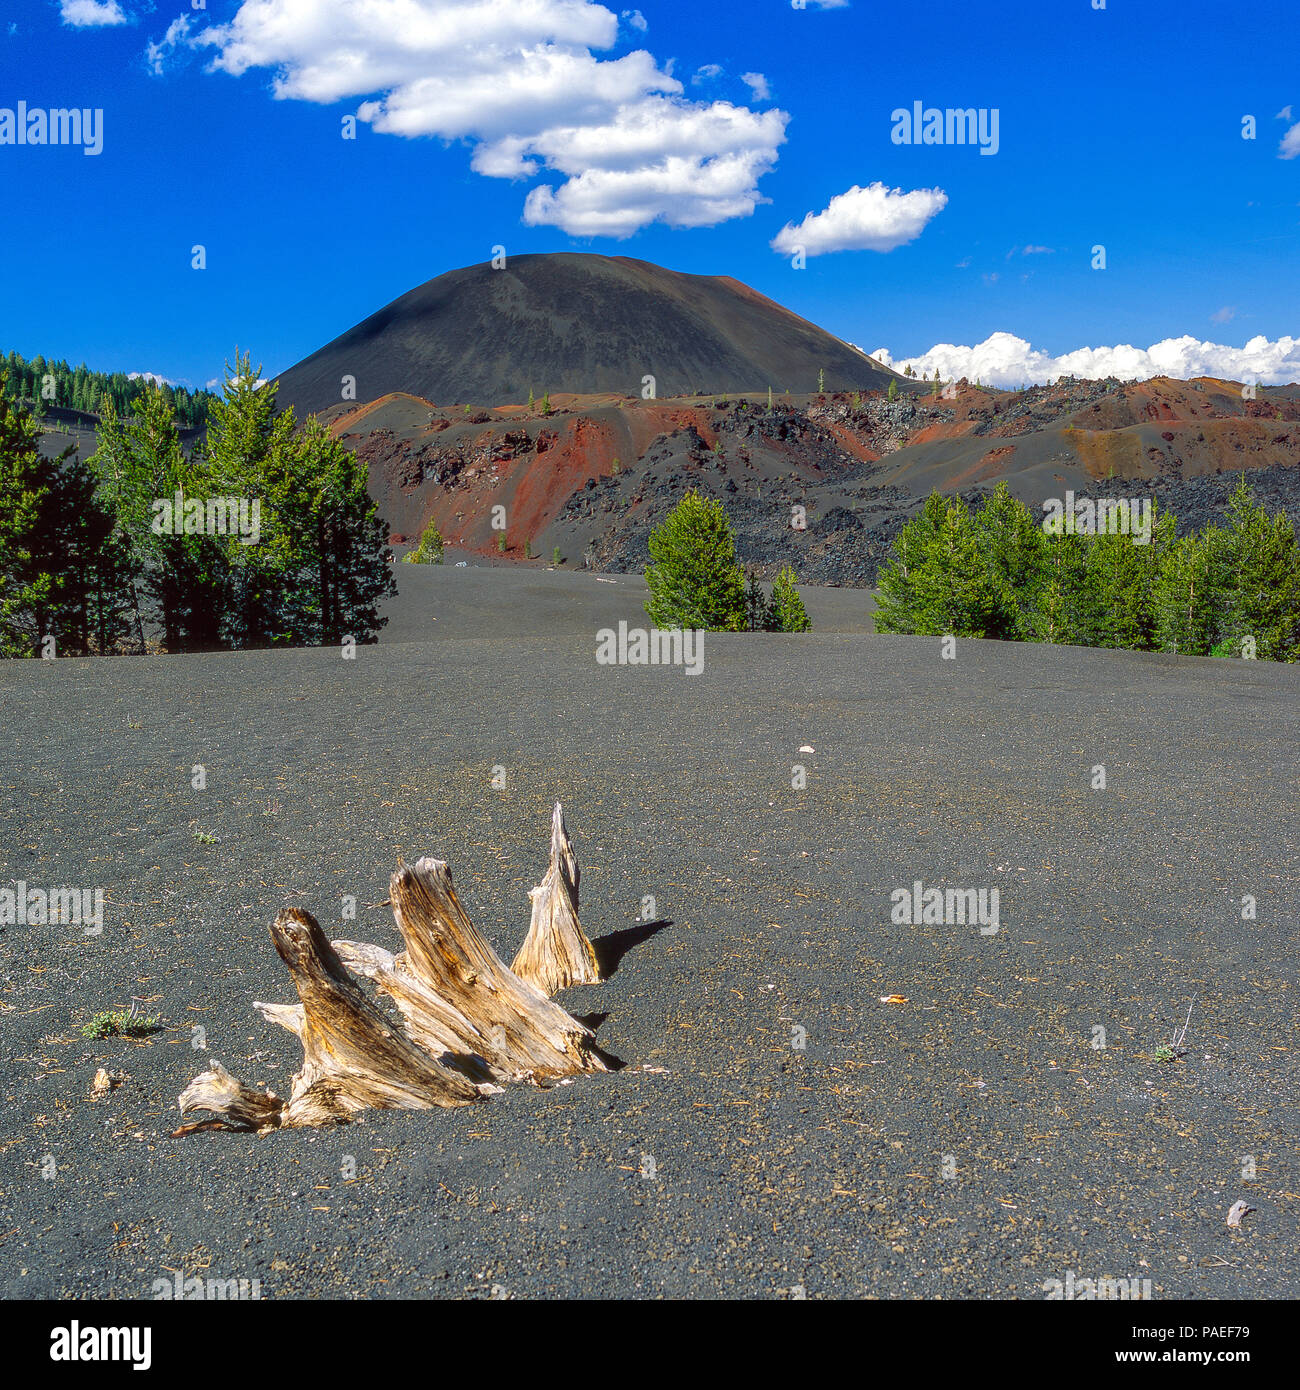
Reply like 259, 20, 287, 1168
403, 518, 445, 565
82, 1009, 161, 1039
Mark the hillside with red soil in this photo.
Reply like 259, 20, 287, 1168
324, 374, 1300, 586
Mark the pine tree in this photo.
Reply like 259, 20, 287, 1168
887, 380, 899, 401
93, 383, 226, 651
294, 419, 397, 645
200, 353, 298, 647
973, 482, 1048, 639
1078, 503, 1174, 651
1215, 474, 1300, 659
767, 564, 812, 632
0, 379, 133, 656
873, 492, 949, 634
874, 492, 1013, 637
1153, 530, 1220, 655
743, 568, 771, 631
1023, 518, 1091, 646
0, 384, 58, 655
404, 516, 445, 564
644, 490, 746, 631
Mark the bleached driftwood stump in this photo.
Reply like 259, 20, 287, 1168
176, 804, 609, 1134
511, 802, 602, 995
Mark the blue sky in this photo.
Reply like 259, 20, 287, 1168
2, 0, 1298, 389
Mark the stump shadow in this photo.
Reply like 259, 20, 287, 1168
593, 919, 671, 979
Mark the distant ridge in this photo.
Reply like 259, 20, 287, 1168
274, 253, 903, 415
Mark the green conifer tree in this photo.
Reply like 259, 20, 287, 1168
404, 517, 445, 564
767, 564, 812, 632
972, 482, 1048, 640
0, 379, 133, 656
644, 490, 746, 631
743, 568, 771, 631
1215, 475, 1300, 659
1153, 530, 1220, 655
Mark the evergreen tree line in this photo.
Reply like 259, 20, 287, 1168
644, 490, 812, 633
2, 349, 215, 430
0, 355, 395, 657
874, 479, 1300, 661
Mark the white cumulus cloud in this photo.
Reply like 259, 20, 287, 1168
169, 0, 785, 238
1279, 120, 1300, 158
771, 181, 947, 256
524, 98, 787, 236
60, 0, 127, 27
741, 72, 770, 101
867, 331, 1300, 387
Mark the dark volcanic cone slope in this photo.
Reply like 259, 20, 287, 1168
274, 253, 901, 416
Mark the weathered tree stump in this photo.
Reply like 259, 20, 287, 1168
331, 938, 503, 1084
388, 855, 606, 1081
176, 807, 611, 1135
176, 908, 483, 1133
264, 907, 485, 1124
511, 802, 602, 996
175, 1061, 284, 1134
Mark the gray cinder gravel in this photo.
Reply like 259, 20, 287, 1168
0, 567, 1296, 1299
